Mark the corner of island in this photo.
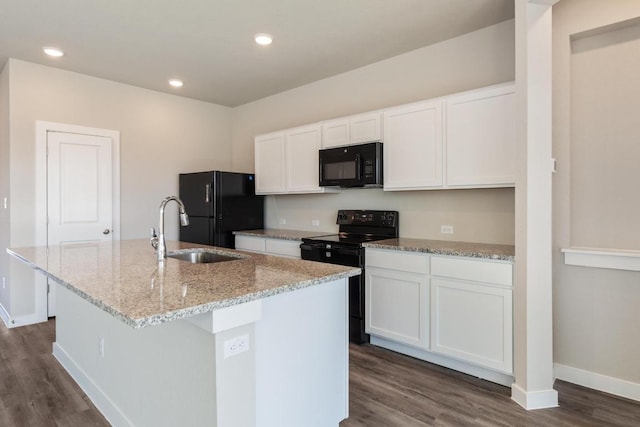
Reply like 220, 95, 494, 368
8, 239, 359, 427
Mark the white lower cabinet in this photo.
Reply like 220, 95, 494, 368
365, 248, 513, 378
430, 277, 513, 374
365, 267, 428, 349
235, 235, 301, 259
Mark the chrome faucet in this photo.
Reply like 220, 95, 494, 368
152, 196, 189, 261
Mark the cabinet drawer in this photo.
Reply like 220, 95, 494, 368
235, 236, 266, 253
265, 239, 301, 258
366, 249, 428, 274
430, 256, 512, 287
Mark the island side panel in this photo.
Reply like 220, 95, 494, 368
53, 284, 217, 426
255, 277, 349, 427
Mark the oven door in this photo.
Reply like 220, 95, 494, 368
319, 146, 363, 187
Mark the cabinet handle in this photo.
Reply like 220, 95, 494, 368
205, 184, 210, 203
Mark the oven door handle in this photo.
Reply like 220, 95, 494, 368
330, 247, 361, 257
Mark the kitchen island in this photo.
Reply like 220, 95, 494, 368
8, 240, 359, 427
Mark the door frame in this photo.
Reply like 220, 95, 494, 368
35, 121, 121, 317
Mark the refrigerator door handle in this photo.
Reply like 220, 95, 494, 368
205, 184, 210, 203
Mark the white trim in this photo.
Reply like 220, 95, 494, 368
0, 302, 11, 327
2, 311, 46, 328
511, 383, 559, 410
0, 300, 48, 329
53, 342, 134, 426
555, 363, 640, 403
561, 247, 640, 272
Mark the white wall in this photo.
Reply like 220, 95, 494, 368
552, 0, 640, 387
1, 59, 232, 322
230, 20, 516, 244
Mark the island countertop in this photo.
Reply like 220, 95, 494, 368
8, 239, 360, 328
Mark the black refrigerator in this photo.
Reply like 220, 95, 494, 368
178, 171, 264, 249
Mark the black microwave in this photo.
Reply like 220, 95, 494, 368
319, 142, 383, 188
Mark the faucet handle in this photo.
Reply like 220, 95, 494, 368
150, 227, 159, 250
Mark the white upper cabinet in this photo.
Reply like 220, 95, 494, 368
255, 82, 516, 194
383, 99, 444, 190
321, 119, 350, 148
350, 112, 383, 144
445, 84, 516, 187
321, 112, 383, 148
255, 125, 339, 195
255, 132, 286, 194
285, 124, 324, 193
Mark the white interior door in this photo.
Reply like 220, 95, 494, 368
47, 131, 114, 316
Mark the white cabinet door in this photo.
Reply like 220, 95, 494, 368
350, 112, 382, 144
321, 119, 350, 148
365, 267, 429, 349
255, 133, 286, 194
430, 278, 513, 374
446, 84, 516, 187
321, 112, 382, 148
285, 125, 324, 193
383, 100, 444, 190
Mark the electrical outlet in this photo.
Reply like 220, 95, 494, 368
440, 225, 454, 234
311, 219, 320, 227
224, 334, 250, 359
2, 277, 5, 289
98, 337, 105, 357
279, 218, 286, 225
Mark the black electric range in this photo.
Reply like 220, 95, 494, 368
300, 209, 399, 344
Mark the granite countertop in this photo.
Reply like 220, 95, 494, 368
233, 228, 333, 241
8, 239, 359, 328
363, 238, 515, 261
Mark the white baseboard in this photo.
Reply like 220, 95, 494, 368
0, 303, 48, 328
555, 363, 640, 402
53, 342, 134, 427
0, 303, 11, 327
511, 382, 558, 410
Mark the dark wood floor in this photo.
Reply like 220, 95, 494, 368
2, 319, 640, 426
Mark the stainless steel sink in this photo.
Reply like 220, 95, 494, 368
167, 250, 244, 264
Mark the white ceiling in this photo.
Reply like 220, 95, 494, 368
0, 0, 514, 107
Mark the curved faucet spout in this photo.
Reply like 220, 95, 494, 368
157, 196, 189, 261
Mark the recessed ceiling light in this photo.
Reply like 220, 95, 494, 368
43, 47, 64, 57
254, 33, 273, 46
169, 79, 183, 88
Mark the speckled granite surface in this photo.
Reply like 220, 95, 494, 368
233, 229, 334, 241
8, 240, 359, 328
363, 238, 515, 261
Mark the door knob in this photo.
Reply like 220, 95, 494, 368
103, 229, 111, 235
